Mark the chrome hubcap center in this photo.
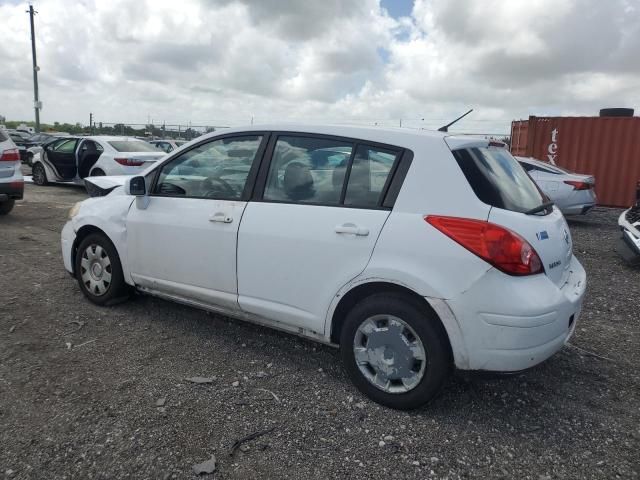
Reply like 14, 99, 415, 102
91, 262, 103, 279
353, 314, 427, 394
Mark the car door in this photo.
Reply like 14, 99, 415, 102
126, 133, 267, 312
43, 138, 79, 180
237, 134, 403, 335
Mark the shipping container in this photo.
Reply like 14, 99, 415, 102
510, 115, 640, 207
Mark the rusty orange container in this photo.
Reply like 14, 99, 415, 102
510, 115, 640, 207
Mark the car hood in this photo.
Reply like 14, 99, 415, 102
84, 175, 130, 197
619, 206, 640, 236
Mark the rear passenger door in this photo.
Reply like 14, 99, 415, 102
237, 134, 404, 335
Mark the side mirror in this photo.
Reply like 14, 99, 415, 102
128, 176, 146, 196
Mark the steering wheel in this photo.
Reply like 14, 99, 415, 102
201, 177, 236, 198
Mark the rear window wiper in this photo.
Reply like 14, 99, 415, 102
524, 201, 555, 215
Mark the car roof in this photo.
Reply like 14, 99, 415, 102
84, 136, 149, 142
198, 124, 450, 147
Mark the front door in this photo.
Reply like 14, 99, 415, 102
43, 138, 79, 180
237, 134, 402, 335
126, 134, 267, 311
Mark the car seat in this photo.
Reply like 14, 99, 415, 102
283, 162, 315, 201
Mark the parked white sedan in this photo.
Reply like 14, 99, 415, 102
32, 136, 165, 186
61, 125, 587, 409
516, 156, 596, 215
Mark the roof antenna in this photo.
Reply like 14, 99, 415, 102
438, 109, 473, 132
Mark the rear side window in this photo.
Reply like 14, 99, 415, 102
263, 136, 353, 205
53, 139, 78, 153
453, 147, 544, 213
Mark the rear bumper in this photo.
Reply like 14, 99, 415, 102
446, 255, 586, 371
0, 181, 24, 200
559, 189, 596, 215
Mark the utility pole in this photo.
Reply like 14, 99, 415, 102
89, 112, 93, 134
28, 4, 41, 133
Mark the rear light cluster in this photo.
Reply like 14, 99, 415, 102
115, 157, 144, 167
0, 148, 21, 162
426, 216, 543, 276
564, 180, 593, 190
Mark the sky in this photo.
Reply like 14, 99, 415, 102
0, 0, 638, 134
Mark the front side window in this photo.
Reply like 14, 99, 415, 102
153, 135, 263, 199
263, 136, 353, 205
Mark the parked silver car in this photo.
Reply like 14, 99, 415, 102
517, 156, 596, 215
0, 130, 24, 215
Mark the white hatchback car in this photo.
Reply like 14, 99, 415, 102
32, 136, 166, 186
61, 125, 587, 409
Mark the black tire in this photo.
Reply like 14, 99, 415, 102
90, 169, 106, 176
32, 162, 49, 186
340, 292, 451, 410
0, 199, 15, 215
75, 233, 130, 306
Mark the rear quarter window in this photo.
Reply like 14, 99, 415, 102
453, 147, 545, 213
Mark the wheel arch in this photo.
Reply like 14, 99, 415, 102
71, 225, 118, 275
328, 281, 459, 366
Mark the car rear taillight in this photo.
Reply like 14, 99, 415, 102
0, 148, 21, 161
114, 157, 144, 167
425, 216, 543, 276
564, 180, 593, 190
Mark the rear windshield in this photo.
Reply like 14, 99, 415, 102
453, 146, 545, 213
108, 141, 160, 152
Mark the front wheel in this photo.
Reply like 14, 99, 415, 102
32, 162, 49, 186
75, 233, 130, 305
0, 199, 15, 215
340, 293, 451, 410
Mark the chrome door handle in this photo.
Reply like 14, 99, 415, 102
335, 223, 369, 236
209, 212, 233, 223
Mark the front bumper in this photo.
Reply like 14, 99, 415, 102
446, 255, 587, 371
616, 208, 640, 264
61, 221, 76, 274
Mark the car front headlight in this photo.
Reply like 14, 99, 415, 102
68, 202, 82, 220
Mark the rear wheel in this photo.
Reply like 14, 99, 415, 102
32, 162, 48, 186
90, 168, 105, 176
75, 233, 129, 305
340, 292, 451, 410
0, 199, 15, 215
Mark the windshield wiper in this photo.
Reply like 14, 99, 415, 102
524, 201, 555, 215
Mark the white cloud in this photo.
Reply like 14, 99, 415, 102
0, 0, 638, 133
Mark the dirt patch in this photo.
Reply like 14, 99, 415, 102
1, 184, 638, 479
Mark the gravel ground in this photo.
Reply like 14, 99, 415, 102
1, 181, 639, 479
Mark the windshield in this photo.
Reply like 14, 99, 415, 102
108, 140, 160, 152
453, 146, 546, 214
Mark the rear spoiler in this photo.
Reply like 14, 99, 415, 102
84, 175, 129, 197
444, 136, 506, 151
